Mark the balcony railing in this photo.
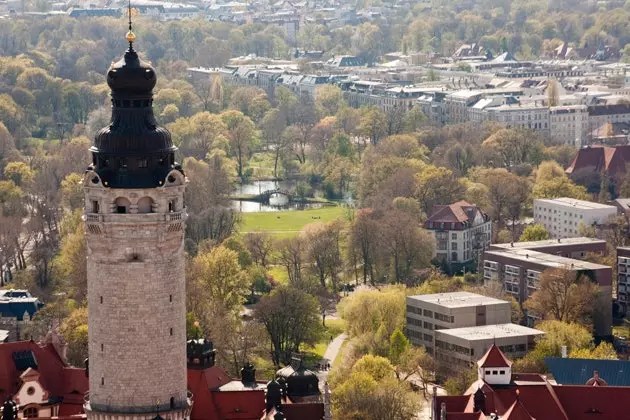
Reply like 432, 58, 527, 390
84, 211, 186, 224
84, 391, 193, 414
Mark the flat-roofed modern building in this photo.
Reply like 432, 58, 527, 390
434, 323, 544, 367
489, 237, 607, 259
533, 197, 617, 239
483, 247, 612, 337
406, 292, 511, 354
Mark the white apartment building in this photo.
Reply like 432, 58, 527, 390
533, 197, 617, 239
406, 292, 511, 355
424, 201, 492, 264
444, 90, 483, 124
484, 103, 550, 134
549, 105, 589, 147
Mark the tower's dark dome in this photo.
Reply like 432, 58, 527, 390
89, 38, 182, 189
107, 50, 157, 94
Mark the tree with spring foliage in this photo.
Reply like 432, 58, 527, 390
255, 285, 322, 365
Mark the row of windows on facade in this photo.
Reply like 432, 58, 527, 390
404, 328, 433, 343
90, 198, 177, 214
429, 222, 491, 232
536, 207, 586, 218
406, 306, 455, 323
95, 155, 174, 169
539, 215, 584, 224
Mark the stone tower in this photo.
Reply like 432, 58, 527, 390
82, 27, 190, 420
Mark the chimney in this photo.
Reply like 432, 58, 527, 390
561, 345, 568, 358
241, 362, 256, 383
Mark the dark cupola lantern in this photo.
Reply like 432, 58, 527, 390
1, 399, 18, 420
89, 20, 182, 189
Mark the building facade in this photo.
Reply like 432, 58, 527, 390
533, 197, 617, 239
617, 247, 630, 312
424, 201, 492, 265
0, 290, 43, 342
434, 323, 544, 367
483, 247, 612, 337
82, 33, 191, 420
406, 292, 511, 354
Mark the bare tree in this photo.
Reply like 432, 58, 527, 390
244, 232, 274, 268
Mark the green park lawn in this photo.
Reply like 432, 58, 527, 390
239, 206, 346, 237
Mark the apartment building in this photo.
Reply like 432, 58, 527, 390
483, 247, 612, 337
484, 103, 550, 132
405, 292, 511, 354
549, 105, 589, 147
617, 247, 630, 311
0, 289, 43, 341
424, 201, 492, 265
587, 104, 630, 139
533, 197, 617, 239
444, 90, 483, 124
434, 323, 544, 367
489, 237, 607, 259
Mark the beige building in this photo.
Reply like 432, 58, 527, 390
434, 323, 544, 367
406, 292, 511, 354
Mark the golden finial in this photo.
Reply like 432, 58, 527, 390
126, 30, 136, 43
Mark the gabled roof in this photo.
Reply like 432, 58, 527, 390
0, 340, 87, 415
503, 398, 535, 420
477, 344, 512, 368
566, 145, 630, 177
427, 201, 483, 224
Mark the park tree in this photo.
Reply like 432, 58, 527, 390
243, 232, 273, 268
547, 79, 560, 107
380, 210, 435, 284
332, 355, 419, 420
229, 86, 267, 116
220, 110, 257, 179
339, 286, 406, 355
60, 173, 84, 211
275, 235, 307, 288
532, 161, 587, 200
59, 307, 88, 367
303, 220, 344, 289
184, 154, 239, 246
481, 128, 543, 169
403, 105, 427, 133
255, 285, 322, 365
349, 209, 381, 283
53, 214, 87, 302
316, 84, 344, 116
569, 341, 618, 360
359, 106, 388, 147
525, 268, 599, 326
415, 165, 465, 214
261, 108, 289, 177
188, 245, 250, 317
520, 223, 550, 241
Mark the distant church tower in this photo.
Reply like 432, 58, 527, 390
82, 23, 190, 420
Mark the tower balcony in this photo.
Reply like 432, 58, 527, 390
84, 210, 186, 224
83, 391, 193, 416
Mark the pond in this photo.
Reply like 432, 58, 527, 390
231, 180, 325, 212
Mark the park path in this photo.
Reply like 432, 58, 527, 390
317, 333, 347, 391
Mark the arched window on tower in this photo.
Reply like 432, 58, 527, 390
137, 197, 154, 214
115, 197, 131, 214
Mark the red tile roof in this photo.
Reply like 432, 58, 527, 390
427, 201, 484, 224
0, 340, 88, 416
566, 145, 630, 177
477, 344, 512, 368
502, 398, 535, 420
